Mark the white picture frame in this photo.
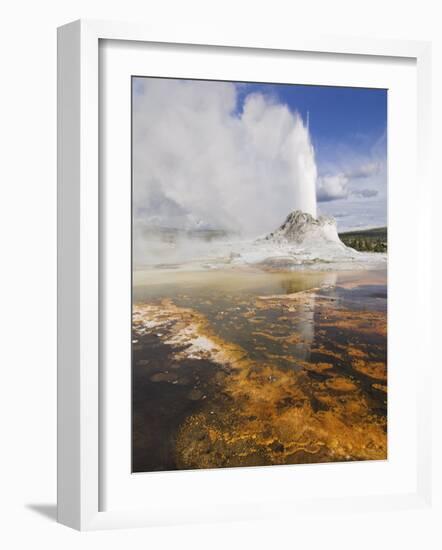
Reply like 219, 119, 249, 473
57, 19, 432, 531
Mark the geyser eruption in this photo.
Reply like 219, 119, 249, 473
133, 78, 319, 238
283, 113, 317, 219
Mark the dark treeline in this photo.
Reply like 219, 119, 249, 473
339, 227, 387, 253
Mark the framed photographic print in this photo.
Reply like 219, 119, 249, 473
57, 20, 432, 530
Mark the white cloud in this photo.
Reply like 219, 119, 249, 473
345, 161, 381, 179
133, 78, 317, 240
317, 174, 349, 202
317, 155, 387, 230
316, 171, 380, 203
353, 188, 378, 198
316, 141, 386, 227
316, 153, 385, 204
316, 153, 386, 229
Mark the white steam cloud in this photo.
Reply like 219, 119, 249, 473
133, 78, 317, 239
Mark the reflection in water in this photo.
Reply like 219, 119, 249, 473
291, 291, 315, 362
132, 268, 387, 472
283, 273, 337, 362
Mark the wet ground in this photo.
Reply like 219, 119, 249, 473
132, 268, 387, 472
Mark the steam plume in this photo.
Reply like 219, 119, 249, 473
133, 78, 318, 239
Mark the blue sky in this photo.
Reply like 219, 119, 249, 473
235, 82, 387, 161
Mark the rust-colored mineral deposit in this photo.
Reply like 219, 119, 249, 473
132, 272, 387, 471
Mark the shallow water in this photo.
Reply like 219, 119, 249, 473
132, 268, 387, 472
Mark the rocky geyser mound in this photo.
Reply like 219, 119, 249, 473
263, 210, 342, 246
